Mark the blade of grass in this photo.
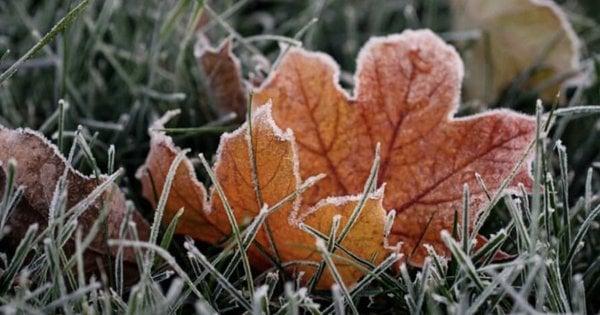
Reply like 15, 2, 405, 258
185, 242, 252, 311
472, 225, 511, 263
483, 268, 539, 314
58, 99, 68, 153
108, 239, 215, 312
564, 203, 600, 267
467, 265, 520, 314
505, 196, 531, 249
159, 207, 184, 251
315, 239, 358, 315
0, 159, 22, 231
0, 0, 93, 84
530, 101, 545, 254
308, 215, 341, 291
0, 224, 39, 294
461, 184, 470, 254
556, 141, 572, 288
331, 284, 345, 315
146, 149, 189, 265
343, 253, 400, 301
199, 153, 255, 296
553, 105, 600, 118
337, 143, 380, 243
440, 230, 484, 290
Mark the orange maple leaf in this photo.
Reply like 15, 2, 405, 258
253, 29, 536, 265
138, 106, 391, 289
138, 29, 535, 289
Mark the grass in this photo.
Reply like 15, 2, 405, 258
1, 0, 600, 313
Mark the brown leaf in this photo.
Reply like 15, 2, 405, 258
253, 29, 536, 265
450, 0, 582, 102
196, 39, 248, 121
0, 127, 150, 275
138, 105, 390, 289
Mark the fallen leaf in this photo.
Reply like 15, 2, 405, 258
196, 38, 248, 121
0, 126, 150, 275
253, 29, 536, 265
138, 105, 390, 289
450, 0, 581, 102
136, 110, 226, 244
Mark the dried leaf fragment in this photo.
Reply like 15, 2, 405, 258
196, 39, 248, 120
254, 29, 536, 265
138, 105, 390, 288
0, 126, 150, 274
451, 0, 582, 102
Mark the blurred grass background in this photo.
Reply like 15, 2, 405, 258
1, 0, 599, 312
0, 0, 598, 183
1, 0, 598, 170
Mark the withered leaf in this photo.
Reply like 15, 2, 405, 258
0, 126, 150, 275
253, 29, 536, 265
136, 110, 226, 244
196, 39, 248, 121
451, 0, 582, 102
138, 105, 390, 289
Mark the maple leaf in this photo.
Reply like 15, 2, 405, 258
138, 105, 391, 289
0, 127, 150, 276
196, 39, 249, 121
253, 29, 536, 265
450, 0, 582, 102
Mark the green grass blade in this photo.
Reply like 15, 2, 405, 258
0, 0, 93, 84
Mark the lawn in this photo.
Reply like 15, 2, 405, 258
1, 0, 600, 314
